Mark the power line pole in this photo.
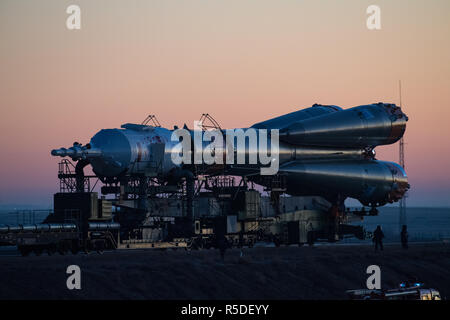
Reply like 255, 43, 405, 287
399, 80, 407, 230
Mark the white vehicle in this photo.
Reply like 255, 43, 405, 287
347, 282, 441, 300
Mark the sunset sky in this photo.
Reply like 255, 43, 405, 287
1, 0, 449, 208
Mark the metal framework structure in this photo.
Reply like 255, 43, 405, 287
58, 159, 98, 193
198, 113, 222, 131
141, 114, 161, 127
399, 80, 407, 230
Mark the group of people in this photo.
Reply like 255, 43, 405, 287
372, 225, 409, 251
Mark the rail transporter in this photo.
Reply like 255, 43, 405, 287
0, 103, 409, 255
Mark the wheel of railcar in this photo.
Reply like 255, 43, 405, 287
190, 238, 200, 250
71, 241, 79, 255
186, 239, 193, 250
104, 240, 111, 250
84, 240, 92, 254
47, 245, 56, 256
274, 238, 281, 247
57, 243, 66, 255
18, 246, 30, 257
65, 241, 73, 254
65, 241, 71, 254
96, 240, 105, 254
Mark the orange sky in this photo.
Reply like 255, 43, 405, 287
0, 0, 449, 207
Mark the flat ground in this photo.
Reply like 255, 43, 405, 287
0, 243, 449, 299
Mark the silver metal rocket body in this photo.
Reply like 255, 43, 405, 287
89, 124, 181, 177
52, 124, 181, 178
51, 103, 409, 207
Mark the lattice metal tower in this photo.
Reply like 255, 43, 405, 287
399, 80, 407, 230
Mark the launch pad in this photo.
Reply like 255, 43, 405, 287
53, 155, 366, 252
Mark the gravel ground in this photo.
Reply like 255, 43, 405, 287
0, 242, 449, 300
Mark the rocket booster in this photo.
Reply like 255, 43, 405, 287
277, 103, 407, 147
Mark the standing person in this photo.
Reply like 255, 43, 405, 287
218, 235, 228, 261
401, 225, 408, 249
373, 225, 384, 251
328, 205, 339, 241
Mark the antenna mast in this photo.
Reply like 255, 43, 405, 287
399, 80, 407, 230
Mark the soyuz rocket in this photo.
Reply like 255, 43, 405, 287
51, 103, 409, 208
